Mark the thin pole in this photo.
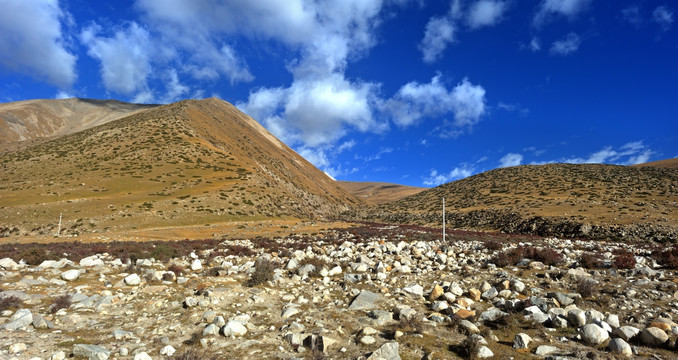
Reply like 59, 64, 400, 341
442, 198, 445, 242
57, 213, 62, 237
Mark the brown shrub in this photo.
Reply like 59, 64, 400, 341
484, 240, 504, 251
614, 251, 636, 269
167, 264, 184, 276
577, 279, 598, 299
0, 295, 23, 312
579, 253, 602, 269
246, 257, 279, 287
171, 349, 220, 360
49, 294, 72, 314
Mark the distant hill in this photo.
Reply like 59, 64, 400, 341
0, 98, 360, 238
356, 163, 678, 241
0, 98, 157, 143
338, 181, 426, 205
632, 158, 678, 169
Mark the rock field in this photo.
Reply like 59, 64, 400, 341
2, 224, 678, 359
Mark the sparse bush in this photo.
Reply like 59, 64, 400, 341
614, 251, 636, 269
226, 245, 256, 257
246, 257, 279, 287
579, 253, 602, 269
172, 348, 220, 360
161, 272, 175, 281
577, 279, 598, 299
49, 294, 72, 313
458, 336, 481, 359
490, 246, 564, 267
20, 247, 54, 266
484, 240, 503, 251
205, 266, 225, 277
0, 295, 23, 312
167, 264, 184, 276
298, 257, 328, 278
651, 245, 678, 269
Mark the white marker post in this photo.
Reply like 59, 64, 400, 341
442, 197, 445, 242
57, 213, 62, 237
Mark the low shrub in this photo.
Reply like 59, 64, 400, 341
484, 240, 504, 251
579, 253, 602, 269
167, 264, 184, 276
651, 245, 678, 269
490, 246, 564, 267
577, 279, 598, 299
49, 294, 72, 313
614, 251, 636, 269
0, 295, 23, 312
246, 257, 279, 287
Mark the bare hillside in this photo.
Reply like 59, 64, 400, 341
338, 181, 426, 205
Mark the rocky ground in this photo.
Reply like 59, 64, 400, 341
1, 223, 678, 360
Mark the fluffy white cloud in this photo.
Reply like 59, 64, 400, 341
0, 0, 76, 88
386, 75, 486, 129
423, 166, 473, 186
499, 153, 523, 168
467, 0, 508, 29
653, 6, 674, 31
550, 32, 581, 55
419, 17, 456, 63
80, 22, 152, 96
562, 141, 654, 165
534, 0, 591, 26
55, 90, 74, 99
529, 37, 541, 51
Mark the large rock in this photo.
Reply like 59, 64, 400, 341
608, 338, 632, 357
513, 333, 532, 349
367, 342, 400, 360
349, 290, 381, 311
73, 344, 110, 360
79, 256, 104, 267
61, 269, 81, 281
429, 284, 444, 300
190, 259, 203, 271
640, 327, 668, 347
403, 284, 424, 297
1, 309, 33, 330
124, 274, 141, 286
612, 326, 640, 341
567, 309, 586, 328
477, 307, 507, 323
581, 323, 609, 346
0, 257, 20, 270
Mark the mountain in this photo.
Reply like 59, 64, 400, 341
338, 181, 426, 205
358, 163, 678, 241
0, 98, 157, 144
632, 158, 678, 169
0, 98, 360, 238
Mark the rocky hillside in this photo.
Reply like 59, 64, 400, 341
0, 98, 360, 238
338, 181, 426, 205
357, 163, 678, 241
0, 98, 156, 144
2, 224, 678, 359
633, 158, 678, 169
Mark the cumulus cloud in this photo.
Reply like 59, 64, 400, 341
386, 75, 486, 129
562, 141, 654, 165
423, 166, 473, 186
467, 0, 509, 29
499, 153, 523, 168
55, 90, 74, 99
534, 0, 591, 27
0, 0, 76, 88
550, 32, 581, 55
653, 6, 674, 32
419, 17, 456, 63
80, 22, 152, 96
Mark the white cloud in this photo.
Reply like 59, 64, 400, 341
0, 0, 76, 88
534, 0, 591, 27
653, 6, 674, 32
550, 32, 581, 55
529, 37, 541, 51
498, 102, 529, 116
419, 17, 456, 63
80, 22, 152, 96
499, 153, 523, 168
621, 5, 642, 27
467, 0, 508, 29
162, 69, 189, 103
562, 141, 654, 165
386, 75, 486, 129
55, 90, 74, 99
423, 166, 473, 186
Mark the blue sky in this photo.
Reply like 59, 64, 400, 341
0, 0, 676, 187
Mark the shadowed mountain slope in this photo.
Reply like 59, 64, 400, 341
0, 98, 361, 238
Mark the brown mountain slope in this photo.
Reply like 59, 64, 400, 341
632, 158, 678, 169
0, 98, 360, 238
0, 98, 157, 143
338, 181, 426, 205
357, 163, 678, 241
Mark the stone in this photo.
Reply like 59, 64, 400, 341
80, 255, 104, 267
481, 287, 498, 300
349, 290, 381, 310
32, 313, 52, 329
1, 308, 33, 330
368, 310, 394, 326
478, 307, 507, 323
328, 265, 342, 276
298, 264, 316, 277
360, 335, 376, 345
73, 344, 110, 360
455, 309, 476, 320
124, 273, 141, 286
608, 338, 632, 357
203, 324, 220, 336
468, 288, 481, 301
61, 269, 80, 281
549, 292, 574, 306
510, 280, 525, 293
190, 259, 202, 271
134, 352, 152, 360
50, 351, 67, 360
612, 326, 641, 341
0, 257, 20, 270
639, 327, 668, 347
605, 314, 620, 328
513, 333, 532, 349
459, 320, 479, 334
222, 320, 248, 337
429, 284, 444, 300
160, 345, 176, 357
403, 284, 424, 297
9, 342, 27, 353
581, 323, 609, 346
449, 283, 464, 296
431, 301, 448, 312
567, 309, 586, 328
281, 306, 300, 319
367, 342, 400, 360
477, 346, 494, 358
534, 345, 559, 356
